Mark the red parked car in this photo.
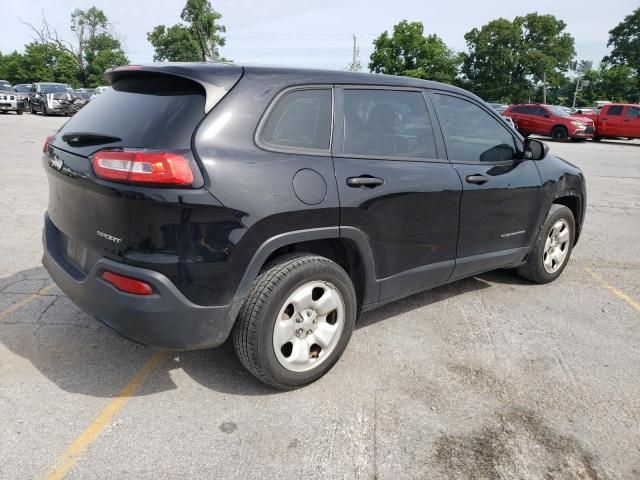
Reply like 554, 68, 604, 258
503, 104, 595, 141
585, 104, 640, 141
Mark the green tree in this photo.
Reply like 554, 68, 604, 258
461, 13, 575, 102
85, 34, 129, 86
0, 43, 80, 86
181, 0, 226, 61
147, 0, 226, 62
147, 25, 201, 62
594, 63, 639, 102
23, 6, 128, 86
0, 51, 24, 83
604, 8, 640, 76
369, 20, 459, 84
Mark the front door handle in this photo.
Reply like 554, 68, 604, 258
466, 174, 489, 185
346, 176, 384, 188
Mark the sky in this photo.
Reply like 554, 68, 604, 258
0, 0, 637, 70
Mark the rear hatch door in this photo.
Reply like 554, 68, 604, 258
45, 64, 242, 271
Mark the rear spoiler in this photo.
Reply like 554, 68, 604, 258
105, 63, 243, 113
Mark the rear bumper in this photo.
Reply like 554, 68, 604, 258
42, 214, 240, 350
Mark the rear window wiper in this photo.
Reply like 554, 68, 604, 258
61, 132, 122, 147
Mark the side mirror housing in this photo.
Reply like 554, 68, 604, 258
524, 138, 549, 160
543, 113, 551, 118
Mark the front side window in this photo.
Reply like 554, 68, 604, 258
433, 94, 518, 163
625, 106, 639, 118
607, 105, 624, 116
342, 89, 437, 159
260, 89, 332, 151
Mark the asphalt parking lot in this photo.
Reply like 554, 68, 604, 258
1, 112, 639, 479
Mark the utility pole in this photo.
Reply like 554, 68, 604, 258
352, 34, 357, 69
571, 60, 593, 109
543, 72, 547, 104
347, 34, 362, 72
572, 75, 581, 109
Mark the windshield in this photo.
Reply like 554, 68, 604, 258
0, 83, 12, 92
41, 84, 69, 94
14, 85, 31, 93
546, 105, 570, 117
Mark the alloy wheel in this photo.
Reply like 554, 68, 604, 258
543, 219, 570, 273
272, 280, 345, 372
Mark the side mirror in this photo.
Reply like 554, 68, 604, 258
524, 138, 549, 160
543, 113, 551, 118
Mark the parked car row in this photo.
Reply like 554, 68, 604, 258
0, 80, 111, 116
489, 101, 640, 142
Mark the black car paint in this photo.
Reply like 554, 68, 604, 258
43, 64, 586, 350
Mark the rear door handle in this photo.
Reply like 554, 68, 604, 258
466, 174, 489, 185
346, 176, 384, 188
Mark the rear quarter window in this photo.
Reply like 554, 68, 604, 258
258, 88, 332, 152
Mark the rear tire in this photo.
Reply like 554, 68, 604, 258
517, 204, 575, 284
551, 126, 568, 141
16, 109, 23, 115
233, 253, 357, 390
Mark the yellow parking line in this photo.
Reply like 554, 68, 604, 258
44, 350, 167, 480
586, 268, 640, 313
0, 283, 56, 321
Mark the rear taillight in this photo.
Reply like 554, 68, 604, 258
43, 135, 55, 153
102, 271, 153, 295
91, 150, 194, 186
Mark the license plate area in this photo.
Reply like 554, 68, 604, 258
65, 236, 89, 271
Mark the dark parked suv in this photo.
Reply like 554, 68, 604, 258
42, 63, 586, 389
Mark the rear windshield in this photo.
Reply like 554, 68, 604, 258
58, 74, 205, 150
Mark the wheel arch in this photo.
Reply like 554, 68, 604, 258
552, 194, 582, 244
551, 124, 568, 135
233, 227, 379, 308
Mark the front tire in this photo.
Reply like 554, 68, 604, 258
233, 254, 357, 390
551, 126, 569, 141
517, 204, 575, 284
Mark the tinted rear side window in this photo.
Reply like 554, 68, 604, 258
607, 105, 624, 116
627, 106, 640, 118
260, 89, 332, 151
343, 89, 436, 159
433, 94, 517, 163
58, 74, 205, 151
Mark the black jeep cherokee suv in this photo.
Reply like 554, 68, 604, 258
42, 63, 586, 389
